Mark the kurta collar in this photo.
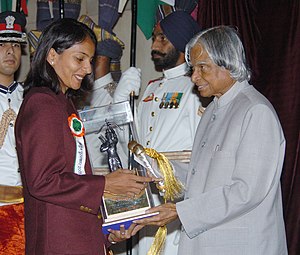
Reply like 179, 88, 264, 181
163, 63, 189, 80
213, 80, 250, 108
0, 81, 18, 95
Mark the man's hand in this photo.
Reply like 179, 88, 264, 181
104, 169, 153, 198
134, 203, 178, 226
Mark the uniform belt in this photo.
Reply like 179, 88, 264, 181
0, 185, 24, 204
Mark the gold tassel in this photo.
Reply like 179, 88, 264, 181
143, 148, 184, 255
144, 148, 184, 201
147, 225, 167, 255
127, 141, 183, 254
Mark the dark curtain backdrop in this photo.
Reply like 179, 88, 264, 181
197, 0, 300, 254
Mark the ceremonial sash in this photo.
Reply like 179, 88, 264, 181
68, 113, 86, 175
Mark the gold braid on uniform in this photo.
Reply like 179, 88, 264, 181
144, 148, 184, 255
0, 108, 16, 149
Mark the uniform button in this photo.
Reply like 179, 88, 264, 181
151, 112, 155, 117
201, 142, 206, 147
191, 169, 195, 175
146, 141, 150, 146
149, 126, 153, 131
80, 205, 85, 211
211, 114, 216, 121
155, 97, 159, 102
159, 82, 163, 87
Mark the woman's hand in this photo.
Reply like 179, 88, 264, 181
108, 223, 144, 244
104, 169, 153, 198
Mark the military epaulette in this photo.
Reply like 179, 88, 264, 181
147, 77, 163, 86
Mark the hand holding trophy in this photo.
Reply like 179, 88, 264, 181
98, 120, 158, 234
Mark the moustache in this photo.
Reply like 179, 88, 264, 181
151, 50, 166, 58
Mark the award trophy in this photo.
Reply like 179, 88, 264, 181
98, 121, 123, 172
79, 101, 157, 234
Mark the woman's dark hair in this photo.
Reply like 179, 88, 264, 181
24, 18, 97, 98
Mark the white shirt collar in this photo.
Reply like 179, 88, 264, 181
163, 63, 189, 80
0, 81, 18, 95
93, 73, 114, 90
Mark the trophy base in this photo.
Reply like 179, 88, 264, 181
102, 211, 159, 234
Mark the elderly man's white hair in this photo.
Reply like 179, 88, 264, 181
185, 25, 251, 82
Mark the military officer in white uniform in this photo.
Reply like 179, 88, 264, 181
137, 63, 200, 152
0, 11, 27, 254
114, 11, 202, 255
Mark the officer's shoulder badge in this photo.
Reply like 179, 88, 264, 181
147, 77, 163, 86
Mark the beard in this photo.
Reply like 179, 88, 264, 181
151, 48, 181, 71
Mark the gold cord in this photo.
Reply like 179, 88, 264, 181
147, 225, 167, 255
144, 148, 184, 255
0, 108, 17, 149
144, 148, 184, 201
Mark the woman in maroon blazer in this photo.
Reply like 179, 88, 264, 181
15, 19, 151, 255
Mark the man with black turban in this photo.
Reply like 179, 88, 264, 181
114, 10, 203, 255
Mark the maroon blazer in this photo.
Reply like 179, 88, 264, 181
15, 87, 109, 255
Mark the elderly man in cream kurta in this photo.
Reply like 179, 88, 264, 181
136, 26, 288, 255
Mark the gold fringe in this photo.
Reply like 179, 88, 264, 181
147, 225, 167, 255
143, 148, 184, 255
144, 148, 184, 201
0, 108, 17, 149
127, 142, 183, 255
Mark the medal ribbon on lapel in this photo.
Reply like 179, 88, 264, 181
68, 114, 86, 175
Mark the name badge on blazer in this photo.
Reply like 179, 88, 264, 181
143, 93, 154, 102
